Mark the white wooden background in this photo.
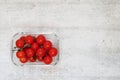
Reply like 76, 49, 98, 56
0, 0, 120, 80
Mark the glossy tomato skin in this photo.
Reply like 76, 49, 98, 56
29, 57, 36, 62
43, 56, 52, 64
26, 48, 35, 57
36, 48, 45, 57
25, 35, 34, 44
20, 57, 28, 63
20, 36, 26, 41
31, 42, 39, 51
36, 35, 46, 45
43, 40, 52, 50
16, 51, 26, 58
16, 39, 24, 48
37, 56, 43, 61
49, 47, 58, 57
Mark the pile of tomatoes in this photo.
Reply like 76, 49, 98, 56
15, 35, 58, 64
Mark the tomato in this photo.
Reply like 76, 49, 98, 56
16, 39, 24, 48
48, 47, 58, 57
36, 35, 46, 45
26, 48, 35, 57
25, 35, 34, 44
37, 56, 43, 61
16, 50, 26, 58
36, 48, 45, 57
43, 56, 52, 64
15, 34, 58, 64
43, 40, 52, 50
29, 57, 36, 62
23, 47, 28, 53
31, 42, 39, 51
20, 36, 25, 41
20, 57, 28, 63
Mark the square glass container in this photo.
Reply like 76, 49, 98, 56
11, 32, 59, 66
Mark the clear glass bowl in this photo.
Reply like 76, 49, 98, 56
11, 32, 59, 66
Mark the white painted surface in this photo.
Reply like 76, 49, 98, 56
0, 0, 120, 80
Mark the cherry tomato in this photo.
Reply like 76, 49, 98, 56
20, 36, 25, 41
20, 57, 28, 63
37, 56, 43, 61
16, 50, 26, 58
43, 56, 52, 64
43, 40, 52, 50
26, 48, 35, 57
29, 57, 36, 62
36, 48, 45, 57
36, 35, 46, 45
16, 39, 24, 48
23, 47, 28, 53
48, 47, 58, 57
31, 42, 39, 51
15, 34, 58, 64
25, 35, 34, 44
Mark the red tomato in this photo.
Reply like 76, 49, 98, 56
29, 57, 36, 62
16, 39, 24, 48
26, 48, 35, 57
20, 36, 25, 41
31, 42, 39, 51
25, 35, 34, 44
23, 47, 28, 53
36, 48, 45, 57
20, 57, 28, 63
43, 40, 52, 50
36, 35, 46, 45
16, 50, 26, 58
37, 56, 43, 61
48, 47, 58, 57
43, 56, 52, 64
